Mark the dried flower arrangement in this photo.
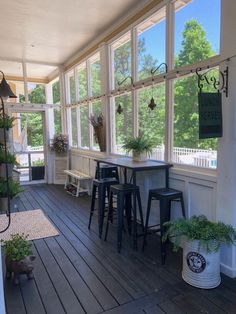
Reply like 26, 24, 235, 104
88, 113, 104, 128
50, 134, 69, 153
89, 113, 106, 152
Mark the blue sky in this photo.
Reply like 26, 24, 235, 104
139, 0, 221, 65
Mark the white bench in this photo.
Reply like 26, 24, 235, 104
64, 170, 92, 197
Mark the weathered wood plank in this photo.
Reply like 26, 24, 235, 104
34, 239, 85, 314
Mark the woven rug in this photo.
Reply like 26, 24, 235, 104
0, 209, 59, 241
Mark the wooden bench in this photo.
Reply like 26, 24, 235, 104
64, 170, 92, 197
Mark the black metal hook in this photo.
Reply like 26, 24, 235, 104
118, 76, 134, 87
151, 63, 168, 76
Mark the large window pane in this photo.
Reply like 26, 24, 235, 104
52, 80, 60, 104
71, 108, 78, 147
77, 63, 87, 100
67, 71, 76, 104
138, 83, 165, 160
92, 101, 102, 150
80, 105, 89, 148
173, 72, 218, 168
112, 32, 131, 89
113, 93, 132, 154
54, 108, 62, 134
90, 53, 101, 96
174, 0, 220, 68
137, 8, 166, 80
28, 83, 46, 104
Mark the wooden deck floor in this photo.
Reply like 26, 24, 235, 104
3, 184, 236, 314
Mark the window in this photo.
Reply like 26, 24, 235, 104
90, 53, 102, 96
112, 32, 131, 89
137, 8, 166, 80
52, 80, 60, 104
112, 93, 132, 154
71, 108, 78, 147
66, 71, 76, 104
28, 83, 46, 104
80, 105, 89, 148
77, 63, 87, 100
138, 83, 165, 160
174, 0, 221, 68
173, 72, 217, 168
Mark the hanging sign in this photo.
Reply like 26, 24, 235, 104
198, 92, 222, 139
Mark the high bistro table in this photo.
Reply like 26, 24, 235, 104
94, 157, 173, 249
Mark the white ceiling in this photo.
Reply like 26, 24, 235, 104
0, 0, 151, 78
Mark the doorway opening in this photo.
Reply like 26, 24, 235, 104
12, 111, 46, 183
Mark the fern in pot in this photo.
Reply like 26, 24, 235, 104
163, 215, 236, 289
0, 150, 18, 178
122, 134, 154, 161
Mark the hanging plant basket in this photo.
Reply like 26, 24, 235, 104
94, 126, 106, 152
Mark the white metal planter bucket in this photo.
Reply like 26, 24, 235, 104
182, 240, 221, 289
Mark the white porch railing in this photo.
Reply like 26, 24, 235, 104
114, 145, 217, 169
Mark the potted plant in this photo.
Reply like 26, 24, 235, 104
1, 233, 36, 285
163, 215, 236, 289
122, 134, 154, 161
0, 150, 18, 178
0, 179, 23, 212
31, 158, 45, 180
0, 114, 16, 142
89, 113, 106, 152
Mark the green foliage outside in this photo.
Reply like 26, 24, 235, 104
1, 234, 32, 261
163, 215, 236, 253
20, 112, 44, 147
17, 19, 218, 155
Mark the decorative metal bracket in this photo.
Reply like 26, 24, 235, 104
151, 63, 168, 76
196, 66, 229, 97
118, 75, 134, 87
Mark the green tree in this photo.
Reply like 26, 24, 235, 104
174, 20, 217, 149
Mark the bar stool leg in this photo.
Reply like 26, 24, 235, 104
180, 195, 186, 218
98, 184, 106, 238
132, 191, 138, 250
142, 193, 152, 250
136, 190, 144, 231
104, 191, 113, 241
88, 184, 97, 229
117, 193, 124, 253
125, 194, 132, 235
160, 199, 170, 265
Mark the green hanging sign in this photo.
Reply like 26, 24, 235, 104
198, 92, 223, 139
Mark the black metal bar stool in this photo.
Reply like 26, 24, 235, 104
142, 188, 186, 264
95, 164, 119, 181
88, 178, 119, 238
104, 183, 144, 253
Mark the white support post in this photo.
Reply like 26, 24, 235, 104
100, 43, 111, 154
165, 1, 174, 162
22, 61, 29, 103
59, 66, 67, 135
132, 27, 138, 137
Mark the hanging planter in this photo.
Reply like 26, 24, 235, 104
0, 163, 14, 178
89, 113, 106, 152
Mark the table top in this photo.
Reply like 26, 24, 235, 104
94, 157, 173, 171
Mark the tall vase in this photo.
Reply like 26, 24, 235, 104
94, 126, 106, 152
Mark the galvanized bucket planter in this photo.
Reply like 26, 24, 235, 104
182, 240, 221, 289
